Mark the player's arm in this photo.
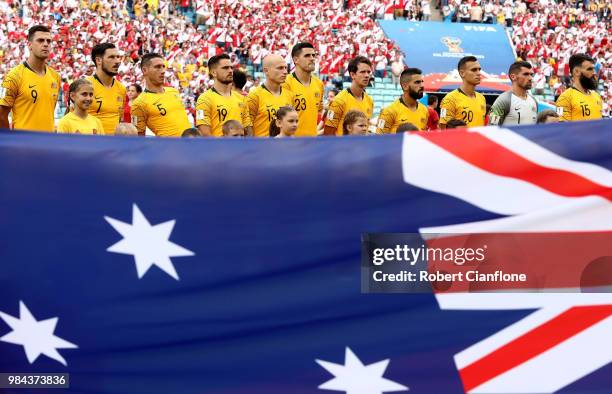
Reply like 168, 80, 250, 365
0, 71, 19, 129
323, 96, 343, 136
195, 94, 213, 137
240, 97, 254, 137
438, 94, 456, 129
488, 92, 510, 126
246, 90, 259, 136
555, 92, 572, 122
375, 107, 394, 134
130, 99, 148, 136
0, 106, 10, 129
317, 83, 324, 115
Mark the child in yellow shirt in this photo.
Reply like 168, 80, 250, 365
57, 79, 104, 135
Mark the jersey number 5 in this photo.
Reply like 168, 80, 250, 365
156, 103, 167, 116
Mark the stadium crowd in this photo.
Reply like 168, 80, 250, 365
0, 0, 609, 138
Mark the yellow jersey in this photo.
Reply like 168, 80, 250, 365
131, 87, 192, 137
282, 73, 324, 137
195, 88, 252, 137
376, 98, 429, 133
439, 88, 487, 128
86, 75, 126, 135
555, 87, 602, 122
0, 62, 61, 132
56, 112, 104, 135
246, 85, 295, 137
324, 88, 374, 136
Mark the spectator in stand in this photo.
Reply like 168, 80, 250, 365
390, 54, 404, 87
124, 84, 142, 123
427, 94, 439, 130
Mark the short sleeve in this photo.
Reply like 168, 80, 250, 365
376, 106, 395, 134
246, 90, 259, 123
195, 93, 212, 127
324, 96, 344, 129
130, 98, 148, 135
555, 91, 572, 121
0, 68, 20, 108
439, 93, 456, 125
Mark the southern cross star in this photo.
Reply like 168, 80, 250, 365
105, 204, 194, 280
316, 347, 409, 394
0, 301, 77, 366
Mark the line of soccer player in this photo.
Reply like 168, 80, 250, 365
0, 25, 605, 138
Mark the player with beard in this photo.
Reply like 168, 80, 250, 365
131, 53, 191, 137
439, 56, 487, 128
0, 25, 61, 132
86, 43, 126, 135
324, 56, 374, 136
196, 54, 252, 137
376, 68, 429, 133
489, 61, 538, 126
556, 54, 603, 121
283, 42, 324, 137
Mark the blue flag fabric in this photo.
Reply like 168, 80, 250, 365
0, 120, 611, 394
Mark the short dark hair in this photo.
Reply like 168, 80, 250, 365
348, 56, 372, 74
569, 53, 595, 74
182, 128, 201, 137
458, 56, 478, 71
233, 69, 247, 90
130, 84, 143, 94
91, 43, 116, 67
508, 61, 532, 77
400, 67, 422, 84
397, 122, 419, 133
208, 54, 231, 70
291, 42, 315, 59
536, 109, 559, 124
27, 25, 50, 42
140, 53, 164, 69
427, 94, 438, 105
446, 119, 467, 129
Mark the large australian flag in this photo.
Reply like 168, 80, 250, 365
0, 120, 611, 394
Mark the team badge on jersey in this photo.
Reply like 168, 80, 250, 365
51, 82, 57, 89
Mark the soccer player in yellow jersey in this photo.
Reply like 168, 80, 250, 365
196, 54, 252, 137
86, 43, 127, 135
324, 56, 374, 136
556, 54, 603, 122
131, 53, 192, 137
376, 68, 429, 133
283, 42, 324, 137
57, 79, 104, 134
247, 54, 295, 137
439, 56, 487, 128
0, 25, 61, 132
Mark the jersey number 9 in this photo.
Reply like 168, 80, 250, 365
31, 89, 38, 104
